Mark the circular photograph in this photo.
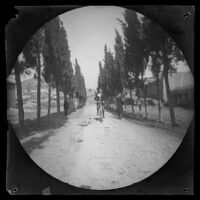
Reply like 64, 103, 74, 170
7, 6, 194, 191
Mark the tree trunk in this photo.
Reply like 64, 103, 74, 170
129, 88, 134, 113
63, 91, 66, 103
56, 82, 60, 113
14, 67, 24, 129
156, 76, 162, 122
120, 91, 124, 110
163, 61, 177, 126
135, 77, 140, 99
144, 85, 148, 119
36, 52, 41, 126
63, 91, 66, 114
141, 73, 148, 119
47, 82, 51, 121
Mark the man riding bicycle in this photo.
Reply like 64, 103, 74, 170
95, 88, 105, 118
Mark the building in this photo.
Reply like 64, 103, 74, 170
122, 88, 137, 99
163, 72, 194, 106
145, 72, 194, 106
145, 76, 163, 100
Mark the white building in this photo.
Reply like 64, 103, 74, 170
123, 72, 194, 106
163, 72, 194, 104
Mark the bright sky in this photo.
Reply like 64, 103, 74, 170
11, 6, 191, 86
59, 6, 125, 89
59, 6, 191, 89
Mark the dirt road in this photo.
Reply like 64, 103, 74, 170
21, 100, 184, 190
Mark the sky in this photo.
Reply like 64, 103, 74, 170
9, 6, 191, 86
59, 6, 190, 89
59, 6, 125, 89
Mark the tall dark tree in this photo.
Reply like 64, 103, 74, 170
74, 58, 81, 99
104, 48, 116, 97
14, 56, 25, 129
141, 57, 149, 119
98, 51, 112, 98
59, 28, 73, 104
97, 61, 104, 91
42, 23, 57, 119
142, 16, 184, 126
47, 18, 61, 113
46, 17, 73, 113
151, 52, 163, 122
102, 45, 110, 97
119, 10, 148, 116
23, 27, 45, 126
119, 10, 142, 97
74, 58, 87, 106
114, 29, 125, 94
139, 22, 149, 119
14, 54, 34, 129
79, 74, 87, 104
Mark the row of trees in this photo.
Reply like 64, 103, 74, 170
14, 17, 87, 129
97, 9, 185, 126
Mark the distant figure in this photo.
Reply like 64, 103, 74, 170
64, 99, 69, 116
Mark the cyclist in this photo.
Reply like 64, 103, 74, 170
95, 89, 105, 118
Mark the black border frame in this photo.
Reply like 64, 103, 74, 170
4, 3, 198, 196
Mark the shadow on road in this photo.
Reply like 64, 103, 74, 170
110, 114, 121, 120
13, 112, 69, 140
22, 131, 56, 154
104, 108, 121, 120
94, 117, 104, 123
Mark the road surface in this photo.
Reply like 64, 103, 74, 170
20, 98, 183, 190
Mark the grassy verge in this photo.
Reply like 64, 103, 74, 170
13, 103, 86, 140
105, 105, 186, 135
13, 112, 67, 140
